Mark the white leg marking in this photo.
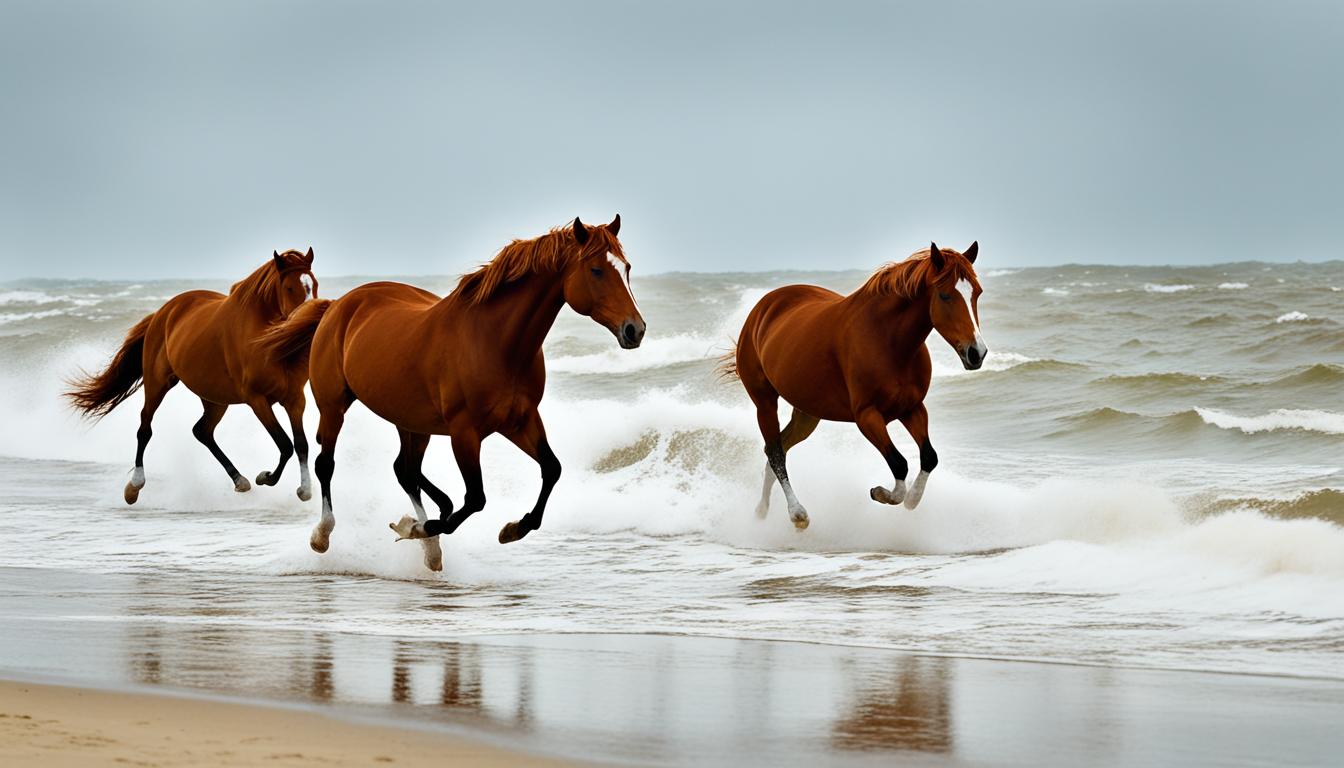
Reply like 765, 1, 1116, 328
413, 499, 443, 571
903, 471, 929, 509
130, 467, 145, 488
755, 462, 774, 518
297, 463, 312, 501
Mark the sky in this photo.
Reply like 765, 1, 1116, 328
1, 1, 1341, 280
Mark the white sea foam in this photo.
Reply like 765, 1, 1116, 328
1041, 287, 1069, 296
1275, 311, 1309, 323
547, 334, 719, 374
1195, 407, 1344, 435
0, 308, 66, 324
1144, 283, 1195, 293
1218, 282, 1249, 290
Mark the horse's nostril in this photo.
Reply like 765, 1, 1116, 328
623, 322, 638, 343
966, 346, 982, 366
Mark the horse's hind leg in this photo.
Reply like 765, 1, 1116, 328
125, 373, 177, 504
897, 404, 937, 510
192, 400, 250, 492
756, 408, 820, 518
310, 401, 348, 553
755, 398, 811, 530
855, 407, 908, 506
248, 397, 294, 490
391, 429, 444, 571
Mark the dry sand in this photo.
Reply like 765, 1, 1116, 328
0, 679, 579, 768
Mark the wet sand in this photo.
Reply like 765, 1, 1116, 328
1, 562, 1342, 767
0, 679, 574, 767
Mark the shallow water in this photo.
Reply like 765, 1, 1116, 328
0, 262, 1341, 683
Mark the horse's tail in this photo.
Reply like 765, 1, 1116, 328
256, 298, 331, 370
64, 313, 153, 420
715, 339, 740, 382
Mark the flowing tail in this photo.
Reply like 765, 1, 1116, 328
716, 338, 740, 381
256, 299, 331, 370
65, 313, 153, 420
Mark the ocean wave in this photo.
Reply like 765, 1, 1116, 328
1218, 282, 1249, 290
0, 308, 66, 325
1275, 311, 1310, 323
1198, 489, 1344, 527
930, 350, 1037, 377
1144, 283, 1195, 293
1267, 363, 1344, 389
1195, 407, 1344, 435
1041, 287, 1070, 296
547, 334, 720, 374
1090, 371, 1223, 391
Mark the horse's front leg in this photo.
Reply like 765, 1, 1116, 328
897, 404, 937, 509
283, 393, 312, 501
498, 410, 561, 544
855, 408, 907, 505
248, 398, 294, 489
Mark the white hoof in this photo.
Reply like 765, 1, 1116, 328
296, 484, 312, 502
422, 539, 443, 571
389, 514, 430, 541
234, 476, 252, 493
903, 472, 929, 510
870, 480, 906, 505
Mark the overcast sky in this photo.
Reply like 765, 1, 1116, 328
1, 1, 1340, 280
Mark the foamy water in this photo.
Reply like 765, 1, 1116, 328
0, 262, 1341, 679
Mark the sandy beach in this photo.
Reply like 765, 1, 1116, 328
0, 679, 575, 768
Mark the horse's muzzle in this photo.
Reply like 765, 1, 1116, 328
618, 318, 646, 349
960, 339, 988, 370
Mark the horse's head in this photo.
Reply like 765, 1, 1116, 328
272, 247, 318, 317
561, 214, 645, 349
926, 242, 987, 370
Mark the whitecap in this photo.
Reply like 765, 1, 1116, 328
1218, 282, 1248, 290
1275, 311, 1309, 323
1144, 283, 1195, 293
1194, 407, 1344, 435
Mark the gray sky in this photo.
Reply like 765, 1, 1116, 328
1, 1, 1340, 280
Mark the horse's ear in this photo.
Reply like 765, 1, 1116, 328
273, 250, 285, 270
573, 217, 590, 245
964, 241, 978, 264
929, 242, 945, 272
607, 213, 621, 236
304, 246, 314, 264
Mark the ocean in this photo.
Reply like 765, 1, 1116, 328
0, 260, 1341, 688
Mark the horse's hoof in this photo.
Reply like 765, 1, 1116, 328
498, 521, 527, 544
124, 482, 140, 505
234, 476, 252, 493
903, 488, 924, 510
389, 515, 428, 541
256, 470, 276, 486
422, 540, 443, 572
789, 509, 809, 531
310, 530, 329, 553
296, 485, 312, 502
870, 483, 905, 505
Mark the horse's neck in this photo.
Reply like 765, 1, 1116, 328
439, 272, 566, 369
845, 289, 934, 356
222, 291, 284, 329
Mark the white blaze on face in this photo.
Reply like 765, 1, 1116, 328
608, 252, 638, 310
956, 278, 987, 354
300, 274, 315, 297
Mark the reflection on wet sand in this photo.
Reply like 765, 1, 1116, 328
831, 655, 952, 754
1, 567, 1342, 767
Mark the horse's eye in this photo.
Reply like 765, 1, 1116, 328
590, 266, 603, 277
938, 292, 952, 301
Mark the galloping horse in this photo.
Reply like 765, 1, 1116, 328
258, 216, 643, 571
66, 249, 319, 504
727, 242, 986, 529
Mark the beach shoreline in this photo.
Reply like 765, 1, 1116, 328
0, 677, 580, 768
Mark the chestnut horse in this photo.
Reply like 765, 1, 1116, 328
258, 216, 643, 571
727, 242, 986, 529
65, 249, 319, 504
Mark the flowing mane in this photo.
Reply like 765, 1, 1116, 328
856, 247, 978, 300
451, 224, 624, 305
230, 250, 309, 307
